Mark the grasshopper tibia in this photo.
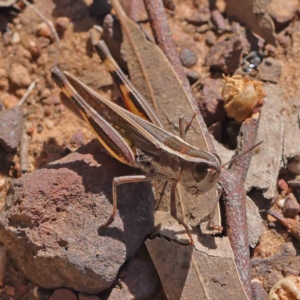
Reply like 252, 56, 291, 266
100, 175, 150, 228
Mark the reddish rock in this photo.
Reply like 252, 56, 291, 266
283, 193, 300, 218
0, 140, 154, 293
50, 289, 77, 300
0, 106, 23, 152
205, 35, 243, 74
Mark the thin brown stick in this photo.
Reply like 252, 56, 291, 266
220, 114, 260, 299
144, 0, 260, 298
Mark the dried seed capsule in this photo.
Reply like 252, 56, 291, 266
222, 75, 265, 122
268, 276, 300, 300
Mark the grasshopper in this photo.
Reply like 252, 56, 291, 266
51, 41, 221, 244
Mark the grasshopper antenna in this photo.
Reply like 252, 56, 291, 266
221, 140, 264, 168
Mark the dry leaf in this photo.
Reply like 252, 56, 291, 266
146, 212, 249, 300
245, 84, 284, 199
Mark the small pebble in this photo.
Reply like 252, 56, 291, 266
283, 193, 300, 218
71, 131, 85, 147
185, 70, 201, 84
180, 47, 198, 68
206, 30, 216, 45
49, 289, 77, 300
37, 123, 43, 134
45, 119, 54, 129
11, 32, 20, 44
8, 63, 31, 88
28, 40, 41, 58
277, 198, 285, 208
15, 284, 28, 297
6, 286, 15, 296
162, 0, 175, 11
55, 17, 70, 33
1, 93, 19, 109
197, 24, 209, 33
44, 106, 52, 117
37, 22, 53, 39
185, 9, 211, 25
211, 9, 226, 32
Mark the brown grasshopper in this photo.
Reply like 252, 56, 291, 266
51, 41, 221, 244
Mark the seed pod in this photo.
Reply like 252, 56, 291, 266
268, 277, 300, 300
222, 75, 265, 122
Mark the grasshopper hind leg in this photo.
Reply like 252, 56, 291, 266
100, 175, 150, 228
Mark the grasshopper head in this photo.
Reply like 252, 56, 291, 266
180, 154, 221, 195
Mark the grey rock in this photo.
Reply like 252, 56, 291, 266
0, 106, 23, 152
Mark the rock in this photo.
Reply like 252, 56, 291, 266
205, 35, 243, 74
206, 30, 217, 45
282, 193, 300, 218
1, 93, 19, 109
70, 131, 85, 147
185, 9, 210, 25
78, 293, 100, 300
0, 106, 23, 152
179, 48, 198, 68
108, 244, 161, 300
37, 22, 53, 39
197, 78, 226, 127
8, 63, 31, 88
55, 17, 70, 34
11, 32, 20, 44
258, 57, 283, 83
268, 0, 298, 25
49, 289, 77, 300
0, 140, 154, 294
185, 70, 200, 84
226, 0, 276, 46
251, 280, 268, 300
15, 284, 28, 297
211, 9, 226, 31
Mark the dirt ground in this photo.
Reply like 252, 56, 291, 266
1, 0, 300, 299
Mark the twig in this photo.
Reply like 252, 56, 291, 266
22, 0, 60, 65
20, 123, 29, 174
144, 0, 260, 298
18, 80, 37, 106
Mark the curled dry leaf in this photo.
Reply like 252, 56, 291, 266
268, 276, 300, 300
222, 75, 265, 122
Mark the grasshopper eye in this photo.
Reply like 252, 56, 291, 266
192, 163, 209, 182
